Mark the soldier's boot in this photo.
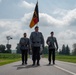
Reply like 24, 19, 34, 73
22, 62, 24, 65
32, 61, 35, 66
37, 60, 40, 66
49, 61, 51, 65
53, 61, 55, 65
25, 61, 27, 65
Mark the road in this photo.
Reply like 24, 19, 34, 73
0, 58, 76, 75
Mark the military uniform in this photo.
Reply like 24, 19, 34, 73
19, 37, 30, 65
30, 31, 44, 65
46, 36, 58, 64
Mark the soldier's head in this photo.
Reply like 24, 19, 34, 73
35, 26, 39, 32
50, 31, 54, 37
23, 33, 27, 37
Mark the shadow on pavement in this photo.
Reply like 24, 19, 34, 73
13, 64, 41, 70
13, 64, 23, 67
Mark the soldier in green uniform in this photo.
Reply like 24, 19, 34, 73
46, 31, 58, 65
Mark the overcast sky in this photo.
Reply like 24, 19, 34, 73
0, 0, 76, 50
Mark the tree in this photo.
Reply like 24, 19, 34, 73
65, 45, 70, 55
6, 44, 11, 53
72, 43, 76, 55
62, 44, 66, 55
16, 44, 21, 54
0, 44, 6, 53
59, 44, 70, 55
59, 49, 62, 54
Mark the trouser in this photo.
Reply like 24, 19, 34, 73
48, 49, 55, 63
32, 47, 40, 64
21, 50, 28, 63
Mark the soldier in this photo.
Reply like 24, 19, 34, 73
19, 33, 30, 65
30, 26, 44, 66
46, 31, 58, 65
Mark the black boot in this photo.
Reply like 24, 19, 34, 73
48, 61, 51, 65
32, 61, 35, 66
25, 61, 27, 65
53, 61, 55, 65
22, 62, 24, 65
37, 60, 40, 66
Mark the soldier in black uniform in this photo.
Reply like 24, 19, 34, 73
46, 31, 58, 65
19, 33, 30, 65
30, 26, 44, 66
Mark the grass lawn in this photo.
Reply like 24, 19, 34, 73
0, 53, 21, 66
56, 55, 76, 63
43, 54, 76, 63
0, 53, 76, 66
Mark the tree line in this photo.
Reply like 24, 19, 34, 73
0, 43, 76, 55
58, 44, 76, 55
59, 45, 70, 55
0, 44, 11, 53
16, 43, 76, 55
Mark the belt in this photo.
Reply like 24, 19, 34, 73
21, 45, 28, 46
33, 42, 39, 43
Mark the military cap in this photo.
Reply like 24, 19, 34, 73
35, 26, 39, 29
50, 31, 54, 34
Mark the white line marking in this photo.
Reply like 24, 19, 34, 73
42, 58, 76, 75
56, 60, 76, 66
54, 65, 76, 75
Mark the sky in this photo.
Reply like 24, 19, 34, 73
0, 0, 76, 51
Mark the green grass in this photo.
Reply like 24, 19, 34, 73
56, 55, 76, 63
43, 54, 76, 63
0, 53, 76, 66
0, 53, 21, 66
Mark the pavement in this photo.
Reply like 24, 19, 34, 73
0, 58, 76, 75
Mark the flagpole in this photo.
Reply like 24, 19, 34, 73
37, 0, 39, 27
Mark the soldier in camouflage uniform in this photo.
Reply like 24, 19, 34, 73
19, 33, 30, 65
46, 31, 58, 65
30, 26, 44, 66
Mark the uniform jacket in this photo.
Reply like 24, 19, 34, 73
19, 37, 30, 50
46, 36, 58, 49
30, 31, 44, 47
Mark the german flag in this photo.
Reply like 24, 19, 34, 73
29, 1, 39, 28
